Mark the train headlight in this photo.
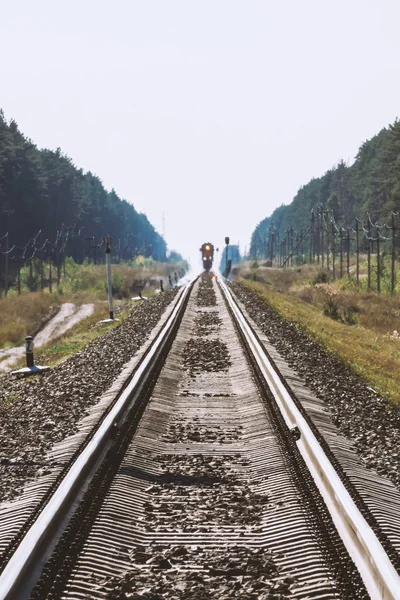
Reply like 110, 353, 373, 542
205, 245, 210, 250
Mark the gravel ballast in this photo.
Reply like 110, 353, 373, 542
105, 545, 292, 600
101, 277, 294, 600
230, 281, 400, 491
0, 290, 178, 503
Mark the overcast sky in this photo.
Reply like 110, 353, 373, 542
1, 0, 399, 267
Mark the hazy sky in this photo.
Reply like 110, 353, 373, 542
1, 0, 400, 267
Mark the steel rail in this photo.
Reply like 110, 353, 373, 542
219, 278, 400, 600
0, 282, 193, 600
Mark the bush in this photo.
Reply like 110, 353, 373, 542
111, 272, 128, 298
343, 307, 358, 325
296, 285, 313, 304
312, 269, 329, 284
339, 275, 359, 291
323, 297, 340, 320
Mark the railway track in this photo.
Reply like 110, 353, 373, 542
0, 275, 399, 599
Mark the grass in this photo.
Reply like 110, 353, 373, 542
10, 301, 133, 369
236, 264, 400, 407
0, 258, 184, 350
0, 293, 60, 347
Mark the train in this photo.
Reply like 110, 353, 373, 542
200, 242, 214, 272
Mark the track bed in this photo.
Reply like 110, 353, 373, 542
0, 277, 399, 599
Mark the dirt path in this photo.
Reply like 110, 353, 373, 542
0, 303, 94, 372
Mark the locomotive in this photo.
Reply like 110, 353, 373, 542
200, 242, 214, 272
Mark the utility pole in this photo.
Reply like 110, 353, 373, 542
367, 219, 371, 291
310, 210, 315, 264
4, 233, 9, 297
392, 213, 396, 295
339, 227, 343, 279
103, 237, 114, 320
224, 237, 230, 277
321, 206, 325, 269
346, 228, 350, 277
49, 250, 53, 294
355, 220, 360, 285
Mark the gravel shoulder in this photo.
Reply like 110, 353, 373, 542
0, 290, 178, 503
230, 280, 400, 491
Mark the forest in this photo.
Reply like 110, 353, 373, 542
0, 110, 167, 282
250, 119, 400, 257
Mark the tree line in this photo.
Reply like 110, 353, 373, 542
250, 119, 400, 259
0, 110, 167, 294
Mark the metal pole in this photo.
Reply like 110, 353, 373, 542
289, 227, 292, 266
4, 234, 8, 297
300, 229, 303, 264
326, 224, 330, 272
312, 212, 316, 263
29, 260, 33, 289
57, 257, 61, 286
17, 262, 21, 296
392, 213, 396, 295
339, 228, 343, 279
347, 229, 350, 277
25, 336, 34, 368
377, 235, 381, 293
332, 222, 336, 280
105, 240, 114, 319
367, 220, 371, 290
271, 229, 273, 263
40, 256, 44, 290
356, 220, 360, 285
225, 236, 230, 276
49, 256, 52, 294
310, 211, 314, 264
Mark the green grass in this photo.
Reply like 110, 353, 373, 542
46, 341, 82, 356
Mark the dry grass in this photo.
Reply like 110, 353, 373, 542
235, 264, 400, 407
0, 293, 60, 347
0, 260, 183, 349
34, 307, 127, 367
59, 260, 182, 299
237, 261, 400, 335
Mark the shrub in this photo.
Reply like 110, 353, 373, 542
323, 297, 341, 320
339, 275, 359, 291
312, 269, 329, 284
296, 285, 313, 304
111, 272, 128, 298
343, 307, 358, 325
